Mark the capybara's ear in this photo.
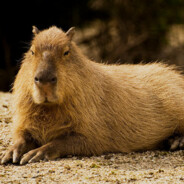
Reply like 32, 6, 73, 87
32, 26, 40, 35
66, 27, 75, 41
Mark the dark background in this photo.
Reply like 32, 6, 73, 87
1, 0, 184, 91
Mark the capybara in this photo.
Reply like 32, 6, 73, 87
2, 26, 184, 165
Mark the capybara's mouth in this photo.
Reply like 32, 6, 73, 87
37, 94, 58, 105
33, 85, 58, 105
42, 97, 56, 105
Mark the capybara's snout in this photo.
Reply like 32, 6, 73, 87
32, 60, 58, 104
34, 70, 57, 87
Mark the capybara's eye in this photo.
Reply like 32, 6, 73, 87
31, 50, 35, 55
64, 50, 69, 56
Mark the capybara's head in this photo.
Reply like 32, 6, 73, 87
27, 26, 76, 105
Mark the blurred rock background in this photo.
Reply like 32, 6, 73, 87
1, 0, 184, 91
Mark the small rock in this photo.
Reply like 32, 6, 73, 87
64, 165, 71, 170
2, 105, 8, 108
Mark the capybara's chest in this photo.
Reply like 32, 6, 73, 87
28, 120, 72, 145
28, 110, 72, 145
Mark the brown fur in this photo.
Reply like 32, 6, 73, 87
2, 26, 184, 164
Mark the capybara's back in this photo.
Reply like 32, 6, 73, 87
2, 26, 184, 165
98, 63, 184, 151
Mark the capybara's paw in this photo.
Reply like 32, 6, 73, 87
1, 149, 13, 164
20, 148, 48, 165
1, 143, 25, 164
169, 136, 184, 150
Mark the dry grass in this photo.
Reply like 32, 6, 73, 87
0, 92, 184, 183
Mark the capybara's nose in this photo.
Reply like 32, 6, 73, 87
34, 72, 57, 85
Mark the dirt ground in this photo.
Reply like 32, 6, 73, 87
1, 92, 184, 184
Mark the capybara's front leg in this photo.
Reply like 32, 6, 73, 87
1, 137, 37, 164
20, 134, 94, 165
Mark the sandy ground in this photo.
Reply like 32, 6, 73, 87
1, 92, 184, 184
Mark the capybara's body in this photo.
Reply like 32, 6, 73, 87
2, 26, 184, 164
